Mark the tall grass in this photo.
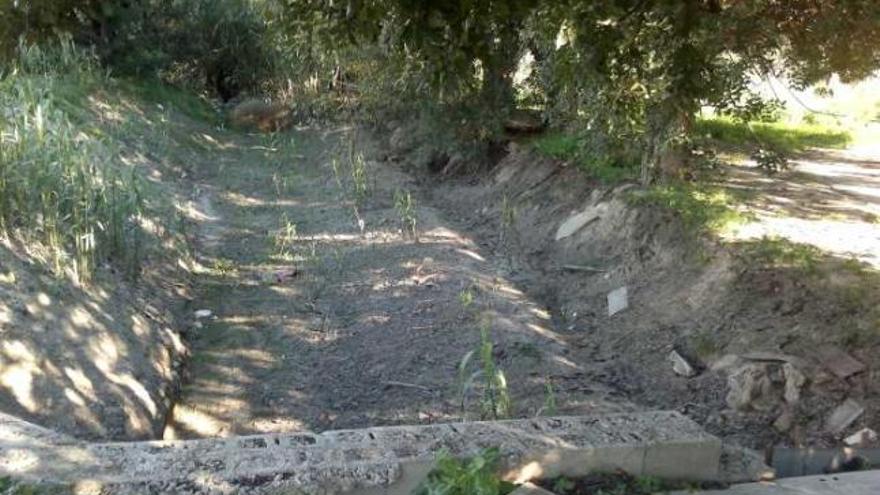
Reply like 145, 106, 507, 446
0, 38, 144, 282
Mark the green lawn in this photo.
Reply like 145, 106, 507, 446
694, 117, 852, 152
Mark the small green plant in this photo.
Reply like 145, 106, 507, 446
350, 152, 369, 205
272, 213, 298, 261
458, 286, 476, 309
414, 448, 515, 495
539, 381, 557, 416
393, 189, 418, 239
457, 318, 512, 420
211, 258, 238, 278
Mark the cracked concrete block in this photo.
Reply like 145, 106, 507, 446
0, 411, 721, 494
644, 438, 722, 481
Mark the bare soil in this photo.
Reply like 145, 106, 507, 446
164, 121, 880, 452
165, 128, 630, 439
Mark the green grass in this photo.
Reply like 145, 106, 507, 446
740, 237, 824, 274
123, 79, 218, 124
695, 116, 852, 153
0, 38, 144, 282
628, 183, 752, 234
532, 132, 639, 184
0, 38, 198, 283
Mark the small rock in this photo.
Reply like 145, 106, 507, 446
194, 309, 213, 319
782, 362, 806, 404
669, 349, 697, 377
844, 427, 877, 446
192, 321, 203, 329
773, 410, 794, 433
816, 345, 865, 380
726, 363, 774, 411
274, 268, 297, 283
825, 399, 865, 434
607, 286, 628, 316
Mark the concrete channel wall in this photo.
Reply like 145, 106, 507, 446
0, 411, 721, 494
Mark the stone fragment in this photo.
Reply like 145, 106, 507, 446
726, 363, 773, 411
825, 399, 865, 434
607, 286, 629, 316
782, 363, 806, 404
555, 205, 603, 240
669, 350, 697, 378
773, 410, 794, 433
843, 427, 877, 447
816, 346, 865, 380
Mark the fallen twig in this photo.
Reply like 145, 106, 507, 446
382, 381, 433, 392
562, 264, 606, 273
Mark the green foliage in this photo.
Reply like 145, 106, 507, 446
123, 80, 217, 124
695, 117, 852, 153
532, 133, 579, 161
0, 39, 144, 282
532, 132, 639, 184
414, 448, 516, 495
629, 184, 749, 235
1, 1, 274, 99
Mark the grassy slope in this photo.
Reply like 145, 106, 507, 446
0, 43, 217, 441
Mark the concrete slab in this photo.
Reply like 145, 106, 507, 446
670, 470, 880, 494
0, 411, 720, 494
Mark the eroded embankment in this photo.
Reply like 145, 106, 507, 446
407, 138, 880, 451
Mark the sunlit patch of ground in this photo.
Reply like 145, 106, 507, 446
722, 140, 880, 269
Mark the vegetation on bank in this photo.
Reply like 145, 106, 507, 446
0, 38, 208, 283
4, 2, 879, 183
694, 117, 853, 153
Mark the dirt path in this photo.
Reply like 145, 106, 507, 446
164, 128, 629, 439
724, 144, 880, 268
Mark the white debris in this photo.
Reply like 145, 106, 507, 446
607, 286, 628, 316
669, 350, 697, 377
844, 428, 877, 446
555, 205, 604, 240
194, 309, 213, 319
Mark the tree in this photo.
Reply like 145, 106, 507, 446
521, 0, 880, 182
